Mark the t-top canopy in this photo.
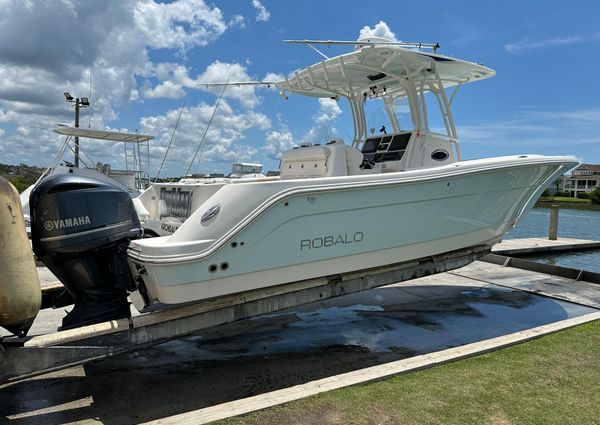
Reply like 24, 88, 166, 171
53, 127, 154, 143
276, 44, 495, 100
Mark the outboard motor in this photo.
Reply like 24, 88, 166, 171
30, 173, 141, 330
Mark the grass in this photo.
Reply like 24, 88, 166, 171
217, 320, 600, 425
536, 197, 600, 211
539, 196, 591, 203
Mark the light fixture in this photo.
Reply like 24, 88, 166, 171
63, 92, 91, 168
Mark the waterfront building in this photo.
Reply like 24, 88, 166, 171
560, 164, 600, 197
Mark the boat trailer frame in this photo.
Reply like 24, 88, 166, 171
1, 245, 491, 384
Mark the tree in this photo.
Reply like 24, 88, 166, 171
590, 186, 600, 205
8, 177, 28, 193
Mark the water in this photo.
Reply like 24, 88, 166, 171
507, 206, 600, 272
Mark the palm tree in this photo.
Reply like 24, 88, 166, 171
554, 179, 561, 196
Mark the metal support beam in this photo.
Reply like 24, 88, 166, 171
481, 253, 600, 285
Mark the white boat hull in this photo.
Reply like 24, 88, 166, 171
128, 156, 576, 306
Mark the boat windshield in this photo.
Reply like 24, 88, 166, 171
232, 163, 263, 175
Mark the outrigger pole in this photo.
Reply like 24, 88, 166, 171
155, 100, 185, 181
284, 39, 440, 53
198, 81, 277, 88
185, 79, 229, 176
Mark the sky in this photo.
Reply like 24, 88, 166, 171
0, 0, 599, 177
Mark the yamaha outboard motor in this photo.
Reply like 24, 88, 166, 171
30, 172, 141, 330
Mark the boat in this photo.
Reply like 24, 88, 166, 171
229, 162, 265, 178
21, 127, 154, 233
29, 36, 577, 328
141, 162, 273, 236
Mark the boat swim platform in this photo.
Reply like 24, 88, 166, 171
2, 250, 600, 423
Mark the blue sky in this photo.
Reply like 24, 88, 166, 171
0, 0, 598, 176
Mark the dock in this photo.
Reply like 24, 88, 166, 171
492, 237, 600, 256
142, 260, 600, 425
1, 237, 600, 423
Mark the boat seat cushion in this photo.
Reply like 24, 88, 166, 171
345, 147, 364, 175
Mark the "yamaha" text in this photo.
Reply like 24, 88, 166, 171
44, 215, 91, 231
300, 232, 364, 250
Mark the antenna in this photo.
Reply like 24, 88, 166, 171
155, 100, 185, 180
88, 69, 92, 128
185, 80, 229, 176
199, 81, 276, 88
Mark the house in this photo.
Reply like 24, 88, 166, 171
560, 164, 600, 197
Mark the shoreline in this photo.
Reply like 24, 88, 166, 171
535, 200, 600, 211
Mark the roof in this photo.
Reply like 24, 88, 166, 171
276, 44, 495, 100
53, 127, 154, 143
234, 163, 263, 167
579, 164, 600, 172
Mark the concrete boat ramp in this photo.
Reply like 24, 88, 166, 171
1, 238, 600, 424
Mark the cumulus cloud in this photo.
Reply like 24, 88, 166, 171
251, 0, 270, 22
0, 1, 100, 79
143, 63, 195, 99
0, 0, 229, 125
0, 0, 272, 173
229, 14, 246, 28
303, 98, 342, 143
0, 96, 271, 176
358, 21, 398, 41
263, 130, 295, 160
139, 100, 270, 174
196, 61, 262, 108
261, 97, 343, 161
140, 60, 274, 108
133, 0, 227, 51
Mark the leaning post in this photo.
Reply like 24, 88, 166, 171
549, 204, 559, 240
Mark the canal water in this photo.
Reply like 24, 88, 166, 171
507, 206, 600, 273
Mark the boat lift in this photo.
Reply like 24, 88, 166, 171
0, 243, 490, 384
4, 241, 600, 385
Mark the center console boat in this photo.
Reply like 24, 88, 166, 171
30, 36, 577, 328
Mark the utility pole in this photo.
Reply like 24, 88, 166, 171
64, 92, 90, 167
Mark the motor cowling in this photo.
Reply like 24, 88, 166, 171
30, 172, 141, 330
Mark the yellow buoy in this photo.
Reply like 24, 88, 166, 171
0, 176, 41, 336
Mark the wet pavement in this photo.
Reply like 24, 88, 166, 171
0, 275, 597, 424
